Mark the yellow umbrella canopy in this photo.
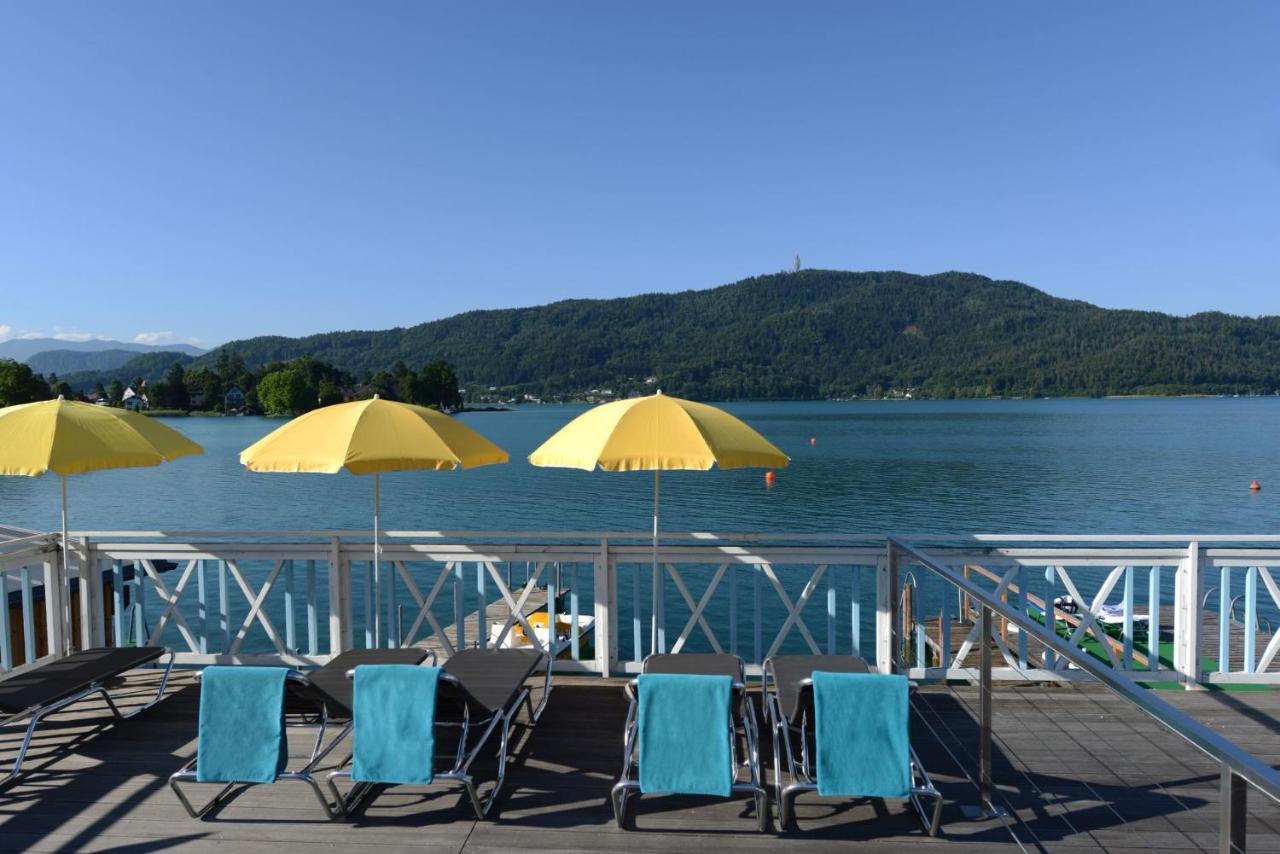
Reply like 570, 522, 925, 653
0, 396, 202, 476
239, 395, 509, 646
528, 391, 789, 472
240, 395, 509, 474
0, 396, 204, 646
529, 391, 788, 651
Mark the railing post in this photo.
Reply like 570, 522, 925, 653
1220, 765, 1246, 853
43, 555, 68, 659
593, 537, 615, 676
961, 603, 1007, 820
1174, 541, 1204, 689
980, 605, 993, 809
878, 542, 899, 673
81, 537, 106, 649
328, 536, 351, 655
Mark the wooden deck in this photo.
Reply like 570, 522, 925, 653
1, 668, 1278, 853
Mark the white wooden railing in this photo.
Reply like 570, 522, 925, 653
1, 529, 1278, 686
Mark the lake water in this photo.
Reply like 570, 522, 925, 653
2, 398, 1279, 536
4, 398, 1279, 660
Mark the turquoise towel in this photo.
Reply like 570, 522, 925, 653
196, 666, 288, 784
352, 664, 440, 785
637, 673, 732, 796
813, 671, 911, 798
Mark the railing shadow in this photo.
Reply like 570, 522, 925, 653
0, 671, 211, 851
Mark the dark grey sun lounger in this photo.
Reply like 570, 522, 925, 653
285, 648, 431, 760
169, 648, 433, 819
612, 653, 768, 832
763, 654, 943, 834
327, 645, 552, 819
0, 646, 173, 787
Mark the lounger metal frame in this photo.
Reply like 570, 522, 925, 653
326, 652, 547, 820
1, 648, 175, 788
762, 659, 943, 835
611, 657, 769, 833
169, 670, 345, 820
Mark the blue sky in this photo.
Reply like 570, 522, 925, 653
1, 2, 1277, 349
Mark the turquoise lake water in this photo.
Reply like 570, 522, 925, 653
4, 398, 1279, 660
2, 398, 1278, 536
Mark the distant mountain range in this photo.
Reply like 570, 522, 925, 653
0, 337, 204, 368
185, 270, 1280, 399
30, 271, 1280, 399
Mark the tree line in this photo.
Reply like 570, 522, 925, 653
0, 353, 462, 414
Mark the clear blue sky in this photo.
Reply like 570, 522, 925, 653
1, 1, 1277, 349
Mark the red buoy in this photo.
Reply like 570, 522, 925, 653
765, 470, 777, 487
1250, 480, 1262, 491
809, 437, 817, 446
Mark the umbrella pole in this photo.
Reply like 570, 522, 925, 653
60, 475, 72, 654
651, 470, 663, 654
373, 472, 381, 648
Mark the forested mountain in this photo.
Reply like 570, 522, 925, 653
0, 337, 203, 362
194, 270, 1280, 400
61, 351, 196, 391
26, 348, 147, 375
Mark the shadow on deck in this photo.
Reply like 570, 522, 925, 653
0, 669, 1278, 853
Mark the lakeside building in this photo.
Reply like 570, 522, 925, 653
223, 384, 246, 412
121, 385, 148, 411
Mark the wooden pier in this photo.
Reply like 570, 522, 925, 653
918, 607, 1278, 676
0, 666, 1277, 852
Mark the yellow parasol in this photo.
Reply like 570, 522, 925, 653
0, 396, 204, 644
528, 391, 788, 650
239, 395, 509, 644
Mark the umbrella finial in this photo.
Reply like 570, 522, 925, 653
655, 388, 662, 396
372, 393, 380, 400
57, 394, 65, 401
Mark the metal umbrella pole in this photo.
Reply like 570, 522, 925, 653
372, 471, 381, 648
59, 475, 73, 651
650, 471, 663, 654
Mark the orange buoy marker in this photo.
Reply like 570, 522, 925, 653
1250, 480, 1262, 491
809, 437, 817, 446
764, 470, 777, 487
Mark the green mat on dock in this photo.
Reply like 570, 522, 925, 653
1023, 607, 1271, 693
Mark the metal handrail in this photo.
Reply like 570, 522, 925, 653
889, 536, 1280, 809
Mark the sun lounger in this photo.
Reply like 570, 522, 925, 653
0, 645, 173, 788
284, 647, 431, 761
169, 649, 435, 819
611, 653, 768, 832
763, 654, 943, 834
327, 645, 551, 819
170, 665, 348, 819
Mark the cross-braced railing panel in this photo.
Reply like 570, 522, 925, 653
615, 548, 884, 673
89, 545, 336, 666
8, 532, 1280, 686
915, 559, 1181, 680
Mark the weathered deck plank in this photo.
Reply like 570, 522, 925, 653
0, 666, 1277, 852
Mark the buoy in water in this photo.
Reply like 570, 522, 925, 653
1250, 480, 1262, 491
809, 437, 817, 446
764, 471, 776, 487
